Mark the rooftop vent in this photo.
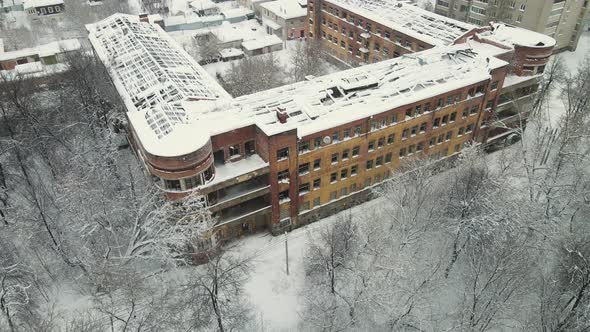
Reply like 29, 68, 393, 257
276, 107, 288, 124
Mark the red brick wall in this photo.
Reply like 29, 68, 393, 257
210, 125, 256, 163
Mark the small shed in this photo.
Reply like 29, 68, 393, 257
23, 0, 64, 16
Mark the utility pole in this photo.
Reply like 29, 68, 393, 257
284, 231, 289, 275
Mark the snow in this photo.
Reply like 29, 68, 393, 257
241, 34, 282, 50
503, 73, 541, 89
0, 39, 80, 62
259, 0, 307, 20
0, 39, 4, 53
479, 23, 557, 49
22, 0, 62, 9
201, 154, 269, 188
189, 0, 216, 10
327, 0, 475, 47
219, 47, 243, 57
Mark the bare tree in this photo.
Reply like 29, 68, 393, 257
183, 249, 253, 332
289, 39, 326, 82
218, 53, 286, 97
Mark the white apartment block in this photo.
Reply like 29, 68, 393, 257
435, 0, 590, 51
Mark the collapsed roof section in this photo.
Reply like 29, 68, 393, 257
86, 14, 231, 156
328, 0, 476, 46
87, 14, 508, 157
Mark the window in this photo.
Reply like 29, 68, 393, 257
330, 172, 338, 183
351, 164, 358, 175
299, 183, 310, 194
366, 159, 373, 169
417, 142, 424, 152
429, 137, 436, 147
55, 5, 60, 12
378, 137, 385, 148
450, 112, 457, 122
313, 158, 321, 170
381, 118, 387, 127
399, 148, 406, 158
332, 131, 340, 142
420, 122, 427, 133
402, 128, 409, 139
354, 125, 362, 136
330, 191, 337, 201
376, 156, 383, 166
437, 98, 443, 108
405, 109, 413, 119
446, 131, 452, 141
385, 153, 392, 163
313, 197, 321, 206
368, 140, 375, 151
277, 147, 289, 160
298, 141, 310, 153
301, 201, 310, 211
278, 169, 289, 181
411, 126, 418, 136
164, 179, 181, 191
424, 103, 431, 113
458, 127, 465, 136
470, 106, 478, 115
342, 149, 350, 160
466, 124, 474, 133
314, 137, 322, 149
343, 128, 351, 139
408, 145, 415, 154
313, 178, 321, 189
47, 6, 53, 13
224, 145, 240, 161
415, 105, 422, 115
331, 153, 339, 163
462, 108, 468, 118
371, 120, 378, 131
341, 168, 348, 179
438, 135, 444, 144
433, 118, 440, 128
352, 146, 360, 157
387, 134, 395, 144
278, 190, 289, 201
391, 114, 398, 123
339, 187, 348, 196
299, 163, 310, 175
442, 115, 449, 125
184, 176, 201, 189
446, 96, 452, 105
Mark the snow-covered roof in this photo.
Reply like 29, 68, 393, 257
221, 7, 254, 19
480, 23, 557, 49
190, 0, 216, 10
0, 39, 4, 54
23, 0, 63, 9
88, 14, 510, 158
219, 48, 244, 58
86, 14, 231, 157
260, 0, 307, 20
327, 0, 475, 46
0, 39, 80, 62
241, 34, 282, 50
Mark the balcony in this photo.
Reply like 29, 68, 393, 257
214, 196, 271, 227
208, 175, 270, 213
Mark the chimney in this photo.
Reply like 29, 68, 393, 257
276, 107, 288, 124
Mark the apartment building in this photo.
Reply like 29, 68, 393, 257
87, 12, 553, 248
434, 0, 590, 51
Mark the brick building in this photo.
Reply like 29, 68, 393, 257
87, 11, 554, 247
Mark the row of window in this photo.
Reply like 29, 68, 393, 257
300, 171, 391, 212
162, 166, 214, 191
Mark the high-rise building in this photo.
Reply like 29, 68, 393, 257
434, 0, 590, 52
87, 7, 554, 249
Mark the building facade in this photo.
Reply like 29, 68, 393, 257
260, 0, 308, 40
23, 0, 64, 17
87, 11, 553, 247
434, 0, 590, 52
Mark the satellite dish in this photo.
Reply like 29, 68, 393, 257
323, 136, 331, 144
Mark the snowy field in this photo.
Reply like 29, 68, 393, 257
229, 32, 590, 331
